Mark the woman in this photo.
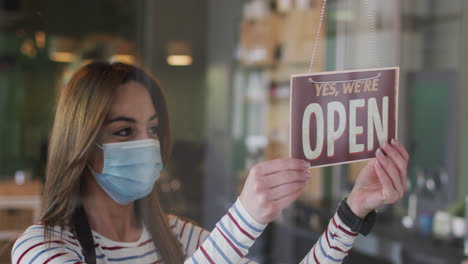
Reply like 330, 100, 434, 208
12, 62, 408, 264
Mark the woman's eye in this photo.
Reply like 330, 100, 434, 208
148, 126, 159, 136
114, 128, 131, 137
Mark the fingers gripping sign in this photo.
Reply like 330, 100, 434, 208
239, 158, 311, 225
347, 139, 409, 218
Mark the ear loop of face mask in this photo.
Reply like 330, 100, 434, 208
86, 143, 104, 174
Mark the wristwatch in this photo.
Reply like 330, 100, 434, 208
337, 198, 376, 236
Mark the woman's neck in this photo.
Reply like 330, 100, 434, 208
81, 173, 142, 242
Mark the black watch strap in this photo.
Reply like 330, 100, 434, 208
337, 198, 376, 236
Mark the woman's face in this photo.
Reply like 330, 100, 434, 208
88, 80, 159, 174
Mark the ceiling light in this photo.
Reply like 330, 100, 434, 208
167, 55, 192, 66
167, 40, 192, 66
50, 52, 75, 63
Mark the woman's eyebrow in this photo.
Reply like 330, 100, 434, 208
148, 114, 158, 121
105, 116, 136, 124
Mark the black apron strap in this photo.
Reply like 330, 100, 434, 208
72, 206, 97, 264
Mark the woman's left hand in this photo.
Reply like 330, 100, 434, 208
347, 139, 409, 218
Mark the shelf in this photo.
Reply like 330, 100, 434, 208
0, 196, 41, 219
0, 230, 22, 240
0, 196, 41, 208
0, 195, 42, 241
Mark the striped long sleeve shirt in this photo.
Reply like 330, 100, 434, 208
11, 198, 358, 263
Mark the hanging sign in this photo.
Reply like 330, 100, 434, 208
290, 67, 399, 168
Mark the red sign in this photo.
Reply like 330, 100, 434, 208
290, 67, 399, 167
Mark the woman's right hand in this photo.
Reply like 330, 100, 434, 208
239, 158, 310, 225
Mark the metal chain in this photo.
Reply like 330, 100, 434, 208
308, 0, 380, 74
364, 0, 380, 67
308, 0, 327, 74
308, 72, 381, 83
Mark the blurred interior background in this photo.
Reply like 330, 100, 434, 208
0, 0, 467, 263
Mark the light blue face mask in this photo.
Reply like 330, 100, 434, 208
89, 138, 163, 205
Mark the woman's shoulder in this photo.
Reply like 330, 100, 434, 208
15, 223, 77, 241
11, 223, 84, 264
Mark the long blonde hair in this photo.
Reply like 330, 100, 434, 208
40, 62, 184, 263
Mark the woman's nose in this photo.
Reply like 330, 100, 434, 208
135, 134, 151, 141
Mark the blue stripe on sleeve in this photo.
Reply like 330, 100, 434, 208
12, 235, 43, 256
185, 224, 196, 254
173, 218, 179, 229
191, 255, 199, 264
218, 222, 249, 250
107, 249, 156, 262
29, 226, 45, 231
29, 226, 65, 237
63, 259, 83, 263
65, 246, 83, 261
207, 236, 232, 264
328, 231, 353, 247
29, 246, 60, 264
318, 236, 343, 262
232, 204, 263, 233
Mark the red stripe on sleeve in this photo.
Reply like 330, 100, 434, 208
43, 252, 67, 264
100, 239, 152, 251
227, 212, 255, 240
196, 229, 203, 249
101, 246, 127, 250
180, 221, 188, 238
63, 238, 80, 247
17, 240, 64, 264
137, 239, 153, 247
313, 246, 321, 264
324, 226, 347, 253
200, 245, 215, 264
215, 226, 244, 258
332, 217, 358, 237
